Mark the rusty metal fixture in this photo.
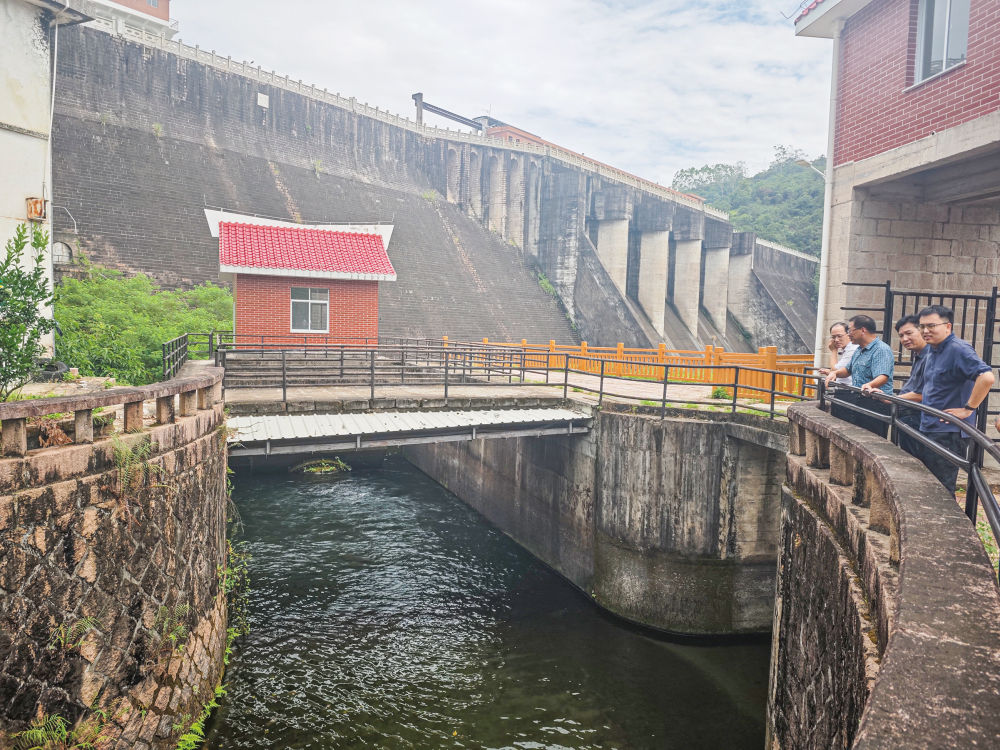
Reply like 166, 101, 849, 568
26, 197, 47, 221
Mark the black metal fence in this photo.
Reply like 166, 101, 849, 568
162, 333, 1000, 578
841, 281, 1000, 433
213, 339, 817, 420
160, 332, 222, 380
824, 383, 1000, 582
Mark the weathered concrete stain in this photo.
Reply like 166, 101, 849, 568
406, 406, 787, 635
0, 373, 229, 749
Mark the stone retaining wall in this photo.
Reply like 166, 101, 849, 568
770, 402, 1000, 748
405, 406, 787, 635
0, 370, 229, 749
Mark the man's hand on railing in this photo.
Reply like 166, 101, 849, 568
944, 406, 975, 421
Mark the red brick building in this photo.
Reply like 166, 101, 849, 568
797, 0, 1000, 356
218, 222, 396, 343
102, 0, 169, 22
83, 0, 176, 38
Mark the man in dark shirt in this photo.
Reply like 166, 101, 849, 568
893, 315, 929, 458
914, 305, 995, 494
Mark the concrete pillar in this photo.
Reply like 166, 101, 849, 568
673, 239, 703, 334
124, 401, 143, 432
596, 219, 630, 296
156, 395, 175, 425
638, 230, 670, 336
703, 246, 730, 328
487, 155, 506, 235
74, 409, 94, 444
505, 156, 524, 246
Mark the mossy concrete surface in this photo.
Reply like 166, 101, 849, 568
406, 407, 787, 635
0, 378, 229, 749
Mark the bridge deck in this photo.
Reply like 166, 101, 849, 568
228, 405, 591, 457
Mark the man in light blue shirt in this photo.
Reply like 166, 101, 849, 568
825, 315, 895, 437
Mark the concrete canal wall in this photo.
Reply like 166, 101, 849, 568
771, 402, 1000, 749
0, 371, 229, 749
406, 406, 788, 635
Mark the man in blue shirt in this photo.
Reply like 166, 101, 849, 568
914, 305, 994, 494
893, 314, 929, 458
825, 315, 895, 437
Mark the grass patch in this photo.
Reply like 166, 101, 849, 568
291, 457, 351, 474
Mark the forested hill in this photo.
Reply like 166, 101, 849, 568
671, 147, 824, 257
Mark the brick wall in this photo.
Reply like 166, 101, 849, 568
234, 274, 378, 341
835, 0, 1000, 164
847, 200, 999, 293
104, 0, 170, 21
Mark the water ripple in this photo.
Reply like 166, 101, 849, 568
206, 459, 768, 749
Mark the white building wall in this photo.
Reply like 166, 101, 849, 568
1, 0, 59, 352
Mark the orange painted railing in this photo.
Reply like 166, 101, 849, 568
462, 338, 815, 400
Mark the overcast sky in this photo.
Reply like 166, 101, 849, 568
174, 0, 832, 185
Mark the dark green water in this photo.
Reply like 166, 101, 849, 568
207, 458, 769, 749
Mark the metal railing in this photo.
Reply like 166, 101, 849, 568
160, 332, 221, 380
214, 339, 820, 419
187, 334, 815, 397
171, 334, 1000, 577
823, 383, 1000, 582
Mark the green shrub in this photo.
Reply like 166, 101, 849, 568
54, 264, 231, 384
1, 224, 56, 401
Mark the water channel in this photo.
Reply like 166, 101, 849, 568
207, 457, 770, 749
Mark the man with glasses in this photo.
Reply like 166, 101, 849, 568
824, 315, 895, 437
912, 305, 994, 494
893, 314, 929, 458
818, 321, 857, 386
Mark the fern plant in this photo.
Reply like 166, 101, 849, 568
174, 684, 226, 750
112, 435, 162, 495
47, 616, 101, 652
152, 603, 190, 660
10, 710, 112, 750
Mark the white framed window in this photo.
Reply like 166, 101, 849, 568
147, 0, 158, 6
916, 0, 970, 82
290, 287, 329, 332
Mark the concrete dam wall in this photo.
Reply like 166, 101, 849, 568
0, 372, 229, 749
51, 27, 815, 351
405, 406, 788, 635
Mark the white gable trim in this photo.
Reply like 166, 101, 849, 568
219, 264, 396, 282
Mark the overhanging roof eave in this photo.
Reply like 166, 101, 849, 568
219, 264, 396, 282
795, 0, 876, 38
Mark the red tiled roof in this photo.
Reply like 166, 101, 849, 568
795, 0, 828, 23
218, 222, 396, 280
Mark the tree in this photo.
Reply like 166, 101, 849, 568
54, 263, 232, 385
671, 162, 747, 193
670, 146, 825, 258
0, 224, 56, 400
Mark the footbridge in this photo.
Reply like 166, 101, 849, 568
227, 406, 591, 458
201, 336, 815, 464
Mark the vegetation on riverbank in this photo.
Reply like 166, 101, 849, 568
54, 262, 231, 385
1, 225, 57, 401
